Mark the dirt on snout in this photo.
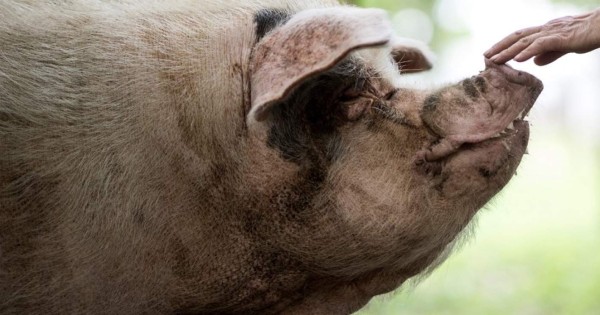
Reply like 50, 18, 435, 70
419, 58, 543, 162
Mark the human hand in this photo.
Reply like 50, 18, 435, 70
485, 8, 600, 65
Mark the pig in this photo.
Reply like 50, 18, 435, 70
0, 0, 543, 314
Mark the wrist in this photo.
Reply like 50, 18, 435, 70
591, 8, 600, 49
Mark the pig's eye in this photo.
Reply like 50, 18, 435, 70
383, 88, 399, 100
339, 79, 368, 102
341, 97, 373, 121
339, 87, 363, 102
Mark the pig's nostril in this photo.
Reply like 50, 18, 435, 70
462, 79, 479, 99
423, 93, 441, 111
474, 76, 487, 92
384, 88, 399, 100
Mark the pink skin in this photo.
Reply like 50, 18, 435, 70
485, 8, 600, 65
417, 58, 543, 162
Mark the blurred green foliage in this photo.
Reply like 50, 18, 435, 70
348, 0, 435, 11
347, 0, 451, 50
347, 0, 599, 50
552, 0, 599, 8
348, 0, 597, 11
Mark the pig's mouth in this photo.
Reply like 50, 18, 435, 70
416, 59, 543, 184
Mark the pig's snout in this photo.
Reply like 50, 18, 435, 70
417, 60, 544, 162
484, 58, 543, 95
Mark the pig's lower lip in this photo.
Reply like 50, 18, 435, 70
422, 119, 530, 194
441, 119, 529, 179
463, 119, 529, 151
416, 120, 529, 181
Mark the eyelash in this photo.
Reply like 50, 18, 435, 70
337, 84, 405, 122
383, 88, 399, 100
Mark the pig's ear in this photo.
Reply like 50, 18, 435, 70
250, 7, 392, 122
390, 37, 435, 74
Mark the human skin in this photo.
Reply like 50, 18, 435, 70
485, 8, 600, 65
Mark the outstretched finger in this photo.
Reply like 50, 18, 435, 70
484, 26, 543, 58
514, 35, 563, 62
489, 34, 539, 64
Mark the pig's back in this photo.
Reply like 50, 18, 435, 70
0, 1, 245, 313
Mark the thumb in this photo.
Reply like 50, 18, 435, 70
533, 51, 567, 65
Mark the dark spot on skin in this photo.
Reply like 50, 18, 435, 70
423, 93, 441, 111
478, 167, 497, 178
176, 113, 195, 151
209, 163, 230, 185
0, 111, 9, 122
0, 111, 35, 127
416, 160, 442, 177
426, 162, 443, 176
254, 9, 291, 41
133, 207, 145, 224
227, 251, 306, 314
266, 107, 310, 164
230, 63, 243, 79
266, 61, 362, 165
0, 171, 66, 307
170, 237, 192, 279
462, 79, 479, 99
433, 174, 450, 194
266, 165, 326, 222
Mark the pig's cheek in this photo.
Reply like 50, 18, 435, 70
435, 159, 475, 197
517, 85, 535, 105
437, 170, 487, 198
392, 101, 424, 128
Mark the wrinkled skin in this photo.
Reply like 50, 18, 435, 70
418, 58, 541, 161
485, 8, 600, 65
0, 2, 543, 314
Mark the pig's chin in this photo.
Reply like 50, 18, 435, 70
429, 119, 529, 199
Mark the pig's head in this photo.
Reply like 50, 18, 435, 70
241, 6, 542, 297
